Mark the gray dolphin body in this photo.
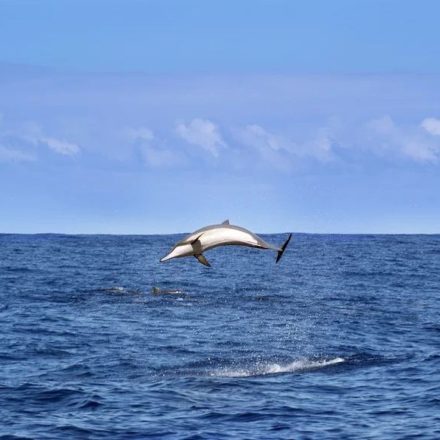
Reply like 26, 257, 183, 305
160, 220, 292, 267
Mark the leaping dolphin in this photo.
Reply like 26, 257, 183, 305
160, 220, 292, 267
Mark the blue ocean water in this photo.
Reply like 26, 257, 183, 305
0, 233, 439, 439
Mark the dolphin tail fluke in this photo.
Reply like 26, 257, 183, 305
276, 233, 292, 263
194, 254, 211, 267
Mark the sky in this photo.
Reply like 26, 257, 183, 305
1, 0, 440, 234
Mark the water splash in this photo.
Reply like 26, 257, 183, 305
210, 357, 345, 378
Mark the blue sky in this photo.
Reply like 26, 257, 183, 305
1, 0, 440, 233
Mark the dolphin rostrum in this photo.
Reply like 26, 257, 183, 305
160, 220, 292, 267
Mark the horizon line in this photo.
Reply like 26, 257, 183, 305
1, 231, 439, 237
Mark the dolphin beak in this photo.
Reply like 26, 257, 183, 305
159, 243, 191, 263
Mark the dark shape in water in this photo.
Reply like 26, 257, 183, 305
151, 286, 184, 295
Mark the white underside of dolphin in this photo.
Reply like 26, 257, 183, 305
160, 220, 292, 267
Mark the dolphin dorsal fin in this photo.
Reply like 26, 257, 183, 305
222, 219, 230, 225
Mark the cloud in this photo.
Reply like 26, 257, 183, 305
140, 145, 182, 168
22, 123, 81, 156
401, 140, 439, 163
239, 124, 284, 152
40, 137, 80, 156
125, 127, 154, 142
236, 124, 290, 169
176, 118, 226, 157
0, 145, 35, 163
236, 124, 333, 168
367, 115, 396, 136
0, 118, 81, 158
234, 116, 439, 167
312, 132, 333, 159
125, 126, 182, 167
421, 117, 440, 136
365, 116, 440, 163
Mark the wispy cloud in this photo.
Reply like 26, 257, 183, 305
125, 126, 182, 167
239, 124, 284, 152
141, 145, 182, 168
421, 117, 440, 136
125, 127, 154, 142
40, 136, 80, 156
0, 118, 81, 158
236, 124, 292, 169
236, 124, 333, 169
176, 118, 226, 157
366, 115, 440, 163
0, 145, 35, 163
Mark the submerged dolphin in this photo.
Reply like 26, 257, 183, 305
160, 220, 292, 267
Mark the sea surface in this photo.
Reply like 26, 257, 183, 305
0, 233, 439, 439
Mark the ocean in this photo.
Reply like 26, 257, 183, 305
0, 233, 439, 439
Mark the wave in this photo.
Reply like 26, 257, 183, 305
209, 357, 345, 378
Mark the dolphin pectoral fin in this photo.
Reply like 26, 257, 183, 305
194, 254, 211, 267
276, 233, 292, 263
190, 232, 204, 255
221, 219, 230, 225
190, 232, 204, 245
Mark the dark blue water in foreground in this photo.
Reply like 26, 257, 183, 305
1, 233, 439, 439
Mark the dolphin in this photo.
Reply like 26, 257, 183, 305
160, 220, 292, 267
